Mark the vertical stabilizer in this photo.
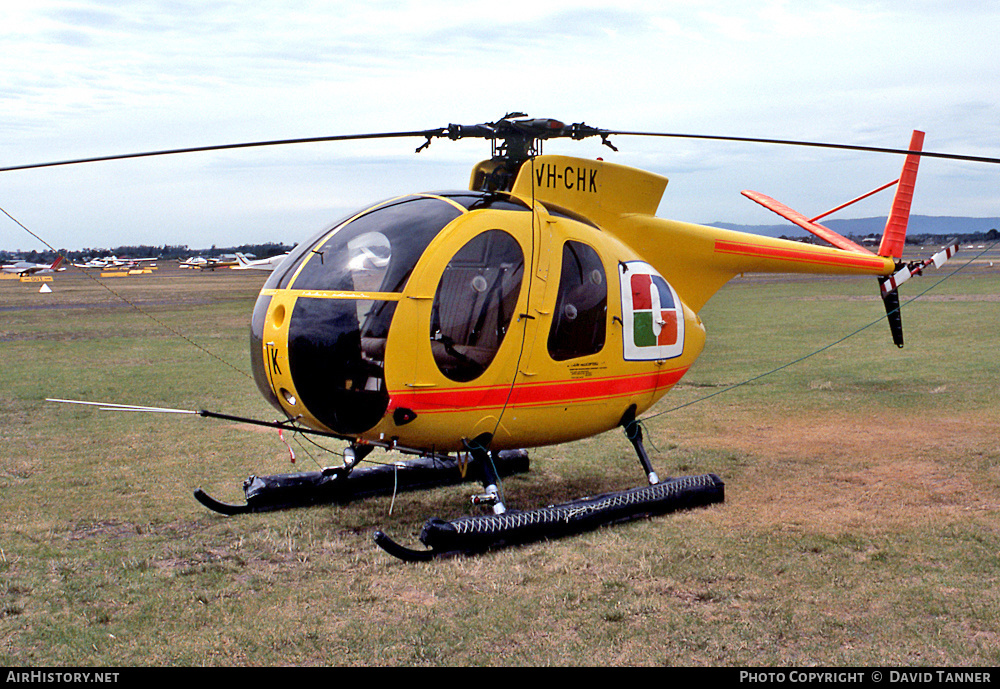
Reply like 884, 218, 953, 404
878, 130, 924, 259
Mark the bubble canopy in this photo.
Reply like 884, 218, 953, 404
250, 192, 531, 434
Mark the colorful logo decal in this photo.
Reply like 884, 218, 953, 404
619, 261, 684, 361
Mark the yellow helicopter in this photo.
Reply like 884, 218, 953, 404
10, 114, 987, 560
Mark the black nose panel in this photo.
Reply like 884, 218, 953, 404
287, 297, 394, 435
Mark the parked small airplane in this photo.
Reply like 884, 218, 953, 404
2, 256, 65, 276
179, 256, 237, 270
74, 256, 158, 270
231, 252, 289, 271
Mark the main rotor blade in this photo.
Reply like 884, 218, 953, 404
0, 128, 445, 173
6, 119, 999, 172
602, 130, 1000, 165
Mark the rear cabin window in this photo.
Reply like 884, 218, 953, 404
548, 241, 607, 361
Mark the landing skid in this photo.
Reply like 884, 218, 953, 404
375, 411, 725, 561
373, 473, 724, 561
194, 450, 530, 515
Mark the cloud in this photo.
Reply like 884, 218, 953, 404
2, 1, 998, 250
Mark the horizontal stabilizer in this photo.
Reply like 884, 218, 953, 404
742, 190, 874, 254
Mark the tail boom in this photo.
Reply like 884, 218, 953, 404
613, 216, 896, 313
711, 236, 892, 274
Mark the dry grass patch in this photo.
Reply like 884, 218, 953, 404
675, 410, 999, 535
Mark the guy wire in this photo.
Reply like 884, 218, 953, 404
1, 204, 254, 381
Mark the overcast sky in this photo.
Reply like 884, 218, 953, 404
2, 1, 998, 252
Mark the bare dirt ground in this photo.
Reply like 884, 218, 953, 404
669, 407, 998, 541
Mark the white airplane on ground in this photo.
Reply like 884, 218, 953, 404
179, 256, 237, 270
74, 256, 158, 269
73, 258, 110, 269
230, 252, 289, 270
2, 256, 65, 276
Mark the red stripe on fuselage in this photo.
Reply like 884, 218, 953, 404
390, 366, 689, 414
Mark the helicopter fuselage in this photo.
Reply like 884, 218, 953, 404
250, 154, 896, 453
251, 182, 704, 450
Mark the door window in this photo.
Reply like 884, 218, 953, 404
431, 230, 525, 382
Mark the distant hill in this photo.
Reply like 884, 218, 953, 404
709, 215, 1000, 239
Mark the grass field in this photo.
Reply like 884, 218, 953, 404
1, 254, 998, 667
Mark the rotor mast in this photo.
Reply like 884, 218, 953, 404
417, 113, 618, 191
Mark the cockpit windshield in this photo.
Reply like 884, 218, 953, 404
266, 195, 465, 294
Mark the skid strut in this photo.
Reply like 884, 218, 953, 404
464, 434, 507, 515
194, 449, 529, 515
620, 405, 660, 485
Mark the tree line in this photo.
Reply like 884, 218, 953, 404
2, 242, 295, 264
5, 230, 998, 265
